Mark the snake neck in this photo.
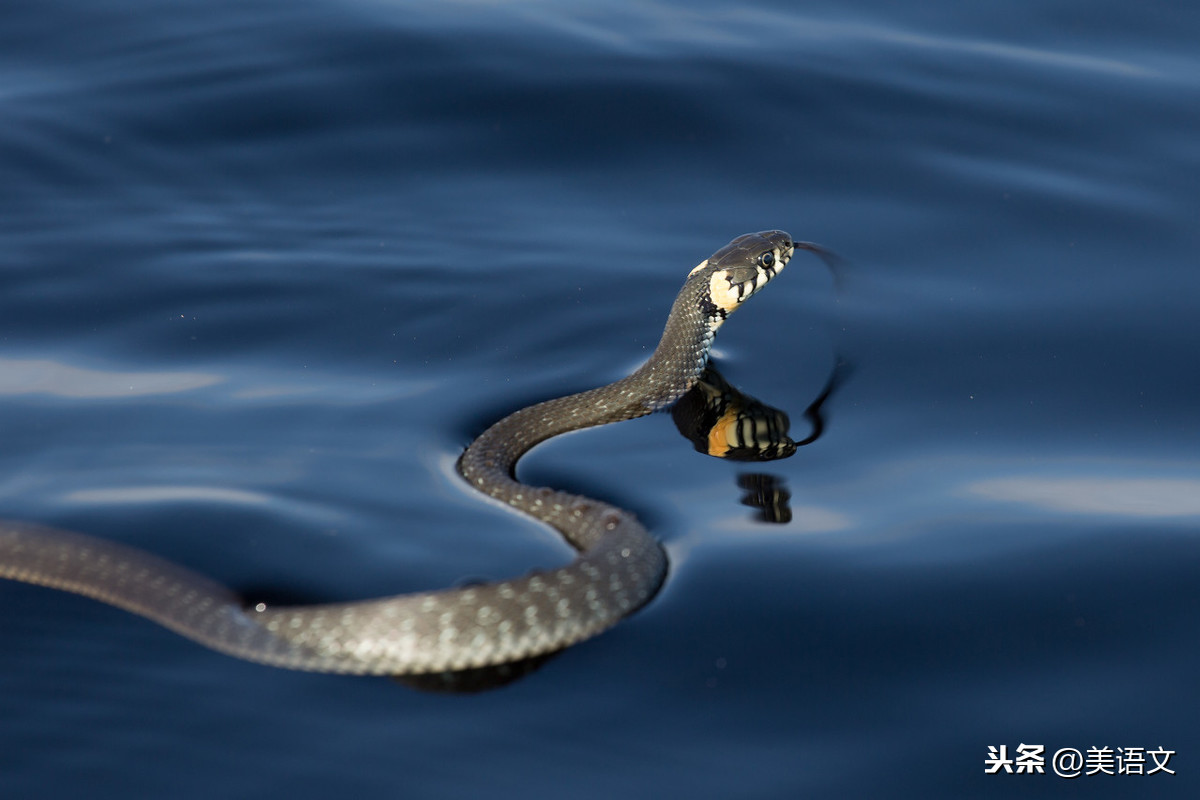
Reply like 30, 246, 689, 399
460, 278, 717, 478
631, 280, 723, 411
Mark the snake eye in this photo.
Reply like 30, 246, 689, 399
757, 251, 775, 269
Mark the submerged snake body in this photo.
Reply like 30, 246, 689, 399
0, 231, 799, 674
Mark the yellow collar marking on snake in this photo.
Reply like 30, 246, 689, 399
708, 270, 743, 314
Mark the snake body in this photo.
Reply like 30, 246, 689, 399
0, 231, 800, 675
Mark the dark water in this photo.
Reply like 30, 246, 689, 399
2, 1, 1198, 796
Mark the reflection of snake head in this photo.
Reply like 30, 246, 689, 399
687, 230, 796, 318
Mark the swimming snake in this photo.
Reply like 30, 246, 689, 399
0, 231, 814, 675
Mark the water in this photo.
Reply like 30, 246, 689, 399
2, 0, 1198, 796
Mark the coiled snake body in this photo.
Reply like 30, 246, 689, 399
0, 231, 802, 675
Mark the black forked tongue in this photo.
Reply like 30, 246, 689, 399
791, 241, 848, 294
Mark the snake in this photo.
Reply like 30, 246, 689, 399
0, 230, 809, 675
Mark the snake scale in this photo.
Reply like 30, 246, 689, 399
0, 231, 807, 675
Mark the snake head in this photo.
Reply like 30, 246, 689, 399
688, 230, 796, 317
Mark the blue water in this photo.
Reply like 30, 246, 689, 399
2, 1, 1198, 797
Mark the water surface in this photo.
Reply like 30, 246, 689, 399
2, 1, 1198, 797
